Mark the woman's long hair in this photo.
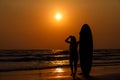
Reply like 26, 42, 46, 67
71, 36, 76, 44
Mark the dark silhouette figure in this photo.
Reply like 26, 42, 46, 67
79, 24, 93, 77
65, 35, 79, 77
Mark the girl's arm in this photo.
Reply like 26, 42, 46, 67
77, 41, 80, 44
65, 36, 71, 43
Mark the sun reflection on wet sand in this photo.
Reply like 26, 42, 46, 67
50, 60, 70, 78
53, 67, 71, 79
55, 67, 64, 73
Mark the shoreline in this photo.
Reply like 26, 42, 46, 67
0, 64, 120, 72
0, 66, 120, 80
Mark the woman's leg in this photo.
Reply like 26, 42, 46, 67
74, 57, 78, 76
70, 57, 74, 75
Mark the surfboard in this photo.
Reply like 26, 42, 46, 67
79, 24, 93, 77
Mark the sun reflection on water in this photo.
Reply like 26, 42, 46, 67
51, 60, 69, 65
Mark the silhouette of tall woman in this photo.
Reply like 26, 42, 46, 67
65, 35, 79, 77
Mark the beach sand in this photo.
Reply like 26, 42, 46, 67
0, 66, 120, 80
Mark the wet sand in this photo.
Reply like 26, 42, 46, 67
0, 66, 120, 80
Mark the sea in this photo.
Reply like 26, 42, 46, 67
0, 49, 120, 72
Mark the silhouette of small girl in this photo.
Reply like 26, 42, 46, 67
65, 35, 79, 77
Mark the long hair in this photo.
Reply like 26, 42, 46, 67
71, 36, 76, 43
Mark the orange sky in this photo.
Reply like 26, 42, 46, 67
0, 0, 120, 50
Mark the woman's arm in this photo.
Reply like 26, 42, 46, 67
65, 36, 71, 43
77, 41, 80, 44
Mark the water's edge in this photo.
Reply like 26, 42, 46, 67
0, 49, 120, 72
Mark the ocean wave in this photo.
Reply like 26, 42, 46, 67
0, 49, 120, 72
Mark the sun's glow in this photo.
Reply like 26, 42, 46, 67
55, 13, 62, 20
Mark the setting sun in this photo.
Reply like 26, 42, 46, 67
55, 13, 62, 20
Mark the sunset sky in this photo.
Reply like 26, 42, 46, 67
0, 0, 120, 50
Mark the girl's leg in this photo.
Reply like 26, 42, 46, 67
70, 58, 74, 75
74, 57, 78, 76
